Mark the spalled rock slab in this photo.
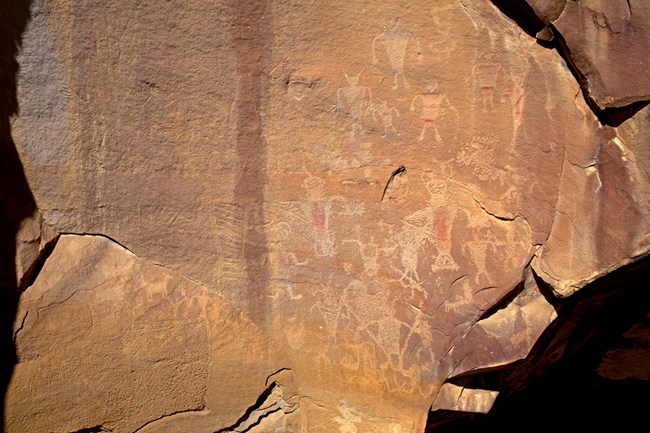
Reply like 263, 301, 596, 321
526, 0, 566, 24
529, 0, 650, 109
533, 103, 650, 296
15, 209, 57, 289
7, 234, 279, 433
431, 383, 499, 414
444, 268, 557, 378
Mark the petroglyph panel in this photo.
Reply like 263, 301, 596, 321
10, 0, 650, 432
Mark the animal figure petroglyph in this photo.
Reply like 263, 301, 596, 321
336, 71, 372, 138
367, 98, 400, 138
372, 17, 422, 89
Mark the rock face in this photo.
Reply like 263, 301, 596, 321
8, 234, 286, 433
528, 0, 650, 110
4, 0, 650, 432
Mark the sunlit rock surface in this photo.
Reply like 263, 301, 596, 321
5, 0, 650, 431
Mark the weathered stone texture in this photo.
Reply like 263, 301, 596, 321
5, 0, 650, 431
528, 0, 650, 109
7, 235, 279, 433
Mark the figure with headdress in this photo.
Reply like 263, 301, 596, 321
372, 17, 422, 89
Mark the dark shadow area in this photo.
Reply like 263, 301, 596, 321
426, 255, 650, 432
446, 362, 521, 392
0, 0, 35, 431
489, 0, 545, 38
603, 100, 650, 128
476, 281, 524, 322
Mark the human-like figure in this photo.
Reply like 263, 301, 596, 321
372, 17, 422, 89
336, 72, 372, 138
472, 52, 504, 113
410, 82, 456, 143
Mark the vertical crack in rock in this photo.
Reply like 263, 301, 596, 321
69, 426, 112, 433
231, 0, 272, 327
488, 0, 546, 38
17, 233, 59, 291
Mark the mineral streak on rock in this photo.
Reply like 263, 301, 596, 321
5, 0, 650, 432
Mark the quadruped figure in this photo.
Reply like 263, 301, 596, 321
367, 98, 400, 138
336, 71, 372, 138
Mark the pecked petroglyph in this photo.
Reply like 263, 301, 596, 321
336, 71, 372, 138
367, 98, 400, 138
372, 16, 423, 89
410, 82, 458, 143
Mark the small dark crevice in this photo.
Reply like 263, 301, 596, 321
446, 361, 522, 392
214, 381, 277, 433
18, 234, 59, 291
530, 267, 562, 310
601, 99, 650, 128
475, 281, 525, 322
489, 0, 545, 38
70, 426, 111, 433
380, 165, 406, 202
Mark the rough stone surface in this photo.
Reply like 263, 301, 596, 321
5, 0, 650, 431
14, 210, 57, 289
7, 234, 280, 433
431, 383, 499, 414
528, 0, 650, 109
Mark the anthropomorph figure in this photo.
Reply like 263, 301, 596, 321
301, 174, 336, 258
367, 98, 400, 138
336, 71, 372, 138
472, 51, 505, 113
372, 17, 422, 89
410, 82, 457, 143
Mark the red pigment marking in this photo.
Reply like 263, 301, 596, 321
312, 203, 326, 232
513, 94, 524, 120
433, 209, 449, 246
279, 252, 290, 269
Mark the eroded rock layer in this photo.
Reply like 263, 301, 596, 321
4, 0, 650, 432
